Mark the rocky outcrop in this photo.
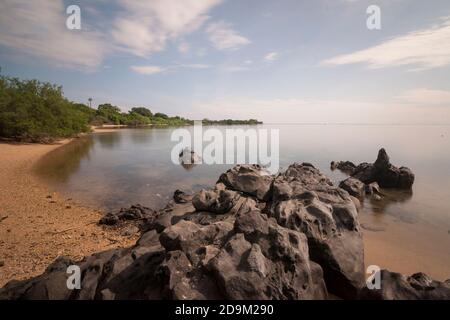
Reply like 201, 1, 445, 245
1, 162, 446, 300
218, 165, 273, 201
269, 163, 364, 299
350, 149, 415, 189
360, 270, 450, 300
99, 204, 155, 227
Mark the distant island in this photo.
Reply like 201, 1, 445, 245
0, 76, 262, 143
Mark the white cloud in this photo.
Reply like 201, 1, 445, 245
399, 88, 450, 105
206, 21, 250, 50
264, 52, 279, 61
178, 64, 211, 69
131, 65, 166, 75
113, 0, 222, 57
323, 17, 450, 71
131, 63, 211, 75
0, 0, 107, 69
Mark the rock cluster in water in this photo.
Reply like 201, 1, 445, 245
1, 157, 449, 300
332, 148, 415, 190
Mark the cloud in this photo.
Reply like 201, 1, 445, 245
206, 21, 250, 50
178, 64, 211, 69
113, 0, 222, 57
323, 17, 450, 71
398, 88, 450, 105
0, 0, 107, 69
264, 52, 279, 61
131, 63, 211, 75
131, 65, 166, 75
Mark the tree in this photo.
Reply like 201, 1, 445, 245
131, 107, 152, 118
0, 76, 91, 142
154, 112, 168, 119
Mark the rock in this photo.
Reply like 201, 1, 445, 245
351, 149, 415, 189
331, 161, 357, 174
339, 177, 365, 199
360, 270, 450, 300
218, 164, 273, 201
0, 161, 440, 301
270, 163, 364, 299
192, 189, 239, 214
0, 261, 4, 267
173, 190, 192, 204
179, 148, 202, 164
365, 182, 381, 196
99, 204, 155, 227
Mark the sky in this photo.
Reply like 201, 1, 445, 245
1, 0, 450, 124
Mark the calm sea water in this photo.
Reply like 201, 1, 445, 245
34, 125, 450, 230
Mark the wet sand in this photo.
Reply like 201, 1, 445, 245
0, 138, 137, 287
361, 212, 450, 281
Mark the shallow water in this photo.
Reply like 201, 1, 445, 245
34, 125, 450, 277
34, 125, 450, 223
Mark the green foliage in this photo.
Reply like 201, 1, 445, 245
154, 112, 168, 119
0, 75, 262, 142
131, 107, 152, 118
0, 76, 92, 142
202, 118, 262, 125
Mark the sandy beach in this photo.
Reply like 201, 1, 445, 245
0, 138, 137, 287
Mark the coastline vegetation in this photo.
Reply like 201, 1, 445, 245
0, 76, 261, 142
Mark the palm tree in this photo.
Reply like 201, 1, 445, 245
88, 98, 93, 108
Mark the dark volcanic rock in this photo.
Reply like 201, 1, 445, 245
270, 163, 364, 299
99, 204, 155, 227
351, 149, 415, 189
192, 189, 240, 214
360, 270, 450, 300
331, 161, 357, 174
1, 162, 444, 301
339, 177, 365, 199
218, 164, 273, 201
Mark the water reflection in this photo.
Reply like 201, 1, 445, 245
34, 136, 94, 183
96, 131, 122, 149
32, 126, 450, 232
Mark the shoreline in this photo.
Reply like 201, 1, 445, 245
0, 134, 448, 287
0, 137, 138, 287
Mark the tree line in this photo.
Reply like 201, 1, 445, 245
0, 76, 261, 142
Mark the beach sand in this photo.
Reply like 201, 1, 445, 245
0, 138, 137, 287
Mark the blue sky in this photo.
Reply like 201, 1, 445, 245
1, 0, 450, 123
